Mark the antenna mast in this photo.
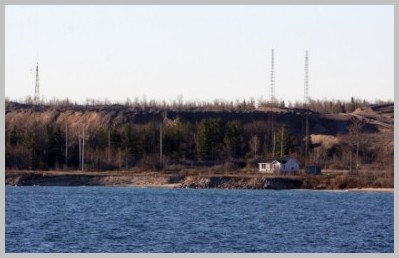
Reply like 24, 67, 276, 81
304, 50, 309, 103
270, 49, 276, 157
270, 49, 275, 103
34, 63, 40, 104
304, 50, 309, 170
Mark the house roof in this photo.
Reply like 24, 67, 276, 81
272, 157, 300, 164
259, 157, 300, 165
272, 157, 290, 164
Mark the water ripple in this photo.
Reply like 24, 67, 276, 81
6, 187, 393, 253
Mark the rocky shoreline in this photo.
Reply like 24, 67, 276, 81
5, 170, 394, 191
5, 171, 302, 189
179, 175, 303, 189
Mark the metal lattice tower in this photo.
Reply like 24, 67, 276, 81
34, 63, 40, 104
304, 50, 310, 169
270, 48, 276, 157
304, 50, 309, 104
270, 48, 275, 103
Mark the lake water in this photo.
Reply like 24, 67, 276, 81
5, 186, 394, 253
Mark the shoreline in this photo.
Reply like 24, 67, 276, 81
120, 184, 180, 189
112, 185, 395, 192
346, 188, 394, 192
6, 182, 394, 193
6, 184, 393, 193
5, 170, 394, 191
296, 188, 394, 193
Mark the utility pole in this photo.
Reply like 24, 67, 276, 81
349, 118, 362, 175
108, 129, 111, 165
272, 113, 275, 158
82, 125, 85, 171
78, 132, 81, 167
356, 141, 359, 174
65, 121, 68, 167
254, 137, 257, 158
281, 127, 284, 157
349, 151, 352, 175
160, 122, 163, 167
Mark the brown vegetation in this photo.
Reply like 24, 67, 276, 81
5, 99, 394, 184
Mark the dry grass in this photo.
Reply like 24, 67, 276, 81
328, 171, 394, 189
310, 134, 339, 149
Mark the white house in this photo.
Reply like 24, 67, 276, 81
258, 157, 300, 173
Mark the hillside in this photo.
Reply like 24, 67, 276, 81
5, 101, 394, 172
5, 101, 393, 136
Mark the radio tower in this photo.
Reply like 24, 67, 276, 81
304, 50, 309, 103
304, 50, 309, 170
270, 48, 276, 157
270, 48, 275, 103
34, 63, 40, 104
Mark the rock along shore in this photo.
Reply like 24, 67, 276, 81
5, 170, 393, 191
6, 171, 303, 190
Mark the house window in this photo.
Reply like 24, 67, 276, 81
261, 164, 266, 169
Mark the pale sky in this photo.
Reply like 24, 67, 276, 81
5, 5, 394, 104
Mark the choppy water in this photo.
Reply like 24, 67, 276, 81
6, 186, 393, 253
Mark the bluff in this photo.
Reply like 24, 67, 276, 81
5, 101, 394, 172
5, 101, 393, 138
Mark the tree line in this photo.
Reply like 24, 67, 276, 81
5, 97, 393, 173
6, 96, 393, 114
6, 115, 306, 171
6, 116, 393, 173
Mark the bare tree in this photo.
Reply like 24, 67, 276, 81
249, 135, 259, 158
348, 118, 364, 174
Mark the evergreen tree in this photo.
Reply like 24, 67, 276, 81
23, 132, 36, 169
224, 120, 243, 158
196, 119, 208, 161
196, 118, 225, 161
91, 128, 108, 149
121, 124, 137, 158
46, 126, 65, 169
110, 128, 121, 148
9, 126, 18, 145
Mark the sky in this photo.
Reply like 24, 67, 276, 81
5, 5, 394, 104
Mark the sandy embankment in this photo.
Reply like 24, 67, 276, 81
347, 188, 394, 192
5, 170, 185, 188
5, 170, 395, 191
124, 184, 180, 188
5, 171, 303, 189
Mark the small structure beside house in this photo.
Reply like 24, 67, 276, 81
258, 157, 300, 173
306, 165, 322, 175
